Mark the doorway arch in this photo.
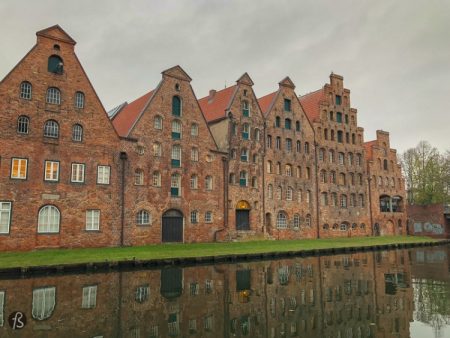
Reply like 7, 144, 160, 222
162, 209, 183, 242
236, 200, 251, 231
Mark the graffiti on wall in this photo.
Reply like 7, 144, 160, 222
413, 222, 444, 235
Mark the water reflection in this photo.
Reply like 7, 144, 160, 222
0, 245, 449, 338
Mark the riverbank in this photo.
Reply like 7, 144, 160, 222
0, 236, 448, 277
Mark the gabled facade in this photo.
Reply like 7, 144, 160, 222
199, 73, 265, 238
365, 130, 407, 235
260, 77, 317, 239
112, 66, 224, 245
0, 25, 121, 251
299, 74, 370, 237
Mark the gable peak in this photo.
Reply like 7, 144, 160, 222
279, 76, 296, 89
162, 65, 192, 82
236, 72, 254, 86
36, 25, 76, 45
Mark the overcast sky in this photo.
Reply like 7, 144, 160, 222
1, 0, 449, 154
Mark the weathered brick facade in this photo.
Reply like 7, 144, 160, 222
0, 26, 409, 251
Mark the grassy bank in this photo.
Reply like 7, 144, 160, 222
0, 236, 440, 270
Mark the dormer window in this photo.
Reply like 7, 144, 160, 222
53, 44, 60, 51
48, 55, 63, 74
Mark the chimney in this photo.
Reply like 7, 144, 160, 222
209, 89, 216, 101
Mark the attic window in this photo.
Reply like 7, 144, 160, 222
53, 44, 60, 51
48, 55, 63, 74
243, 89, 247, 97
175, 83, 180, 91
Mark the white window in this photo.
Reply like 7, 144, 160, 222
134, 169, 144, 185
0, 291, 4, 327
72, 124, 83, 142
171, 119, 182, 139
44, 120, 59, 138
20, 81, 32, 100
205, 176, 213, 190
10, 158, 27, 179
191, 123, 199, 136
286, 187, 293, 201
17, 115, 29, 134
97, 165, 110, 184
153, 142, 162, 157
32, 287, 56, 320
152, 171, 161, 187
205, 211, 213, 223
171, 145, 181, 167
190, 283, 199, 295
293, 214, 300, 229
82, 285, 97, 309
136, 210, 151, 225
190, 175, 198, 189
277, 212, 287, 229
38, 205, 60, 233
191, 147, 199, 161
154, 115, 163, 130
44, 161, 59, 181
190, 210, 199, 224
204, 315, 213, 331
135, 285, 150, 303
338, 152, 344, 165
75, 91, 85, 108
0, 202, 11, 234
46, 87, 61, 105
86, 210, 100, 231
171, 173, 181, 196
71, 163, 85, 183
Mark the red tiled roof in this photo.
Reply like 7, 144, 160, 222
111, 90, 154, 137
258, 91, 277, 116
364, 140, 377, 161
298, 89, 325, 122
198, 85, 236, 123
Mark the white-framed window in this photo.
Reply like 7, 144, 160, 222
190, 210, 199, 224
32, 287, 56, 320
268, 184, 273, 199
189, 319, 197, 333
152, 171, 161, 187
204, 315, 213, 331
276, 186, 282, 200
135, 285, 150, 303
0, 202, 12, 234
153, 142, 162, 157
11, 158, 27, 179
285, 164, 292, 176
190, 174, 198, 189
205, 176, 213, 190
86, 210, 100, 231
46, 87, 61, 105
293, 214, 300, 229
276, 212, 287, 229
240, 148, 248, 162
134, 169, 144, 185
205, 279, 214, 293
97, 165, 110, 184
17, 115, 30, 134
305, 214, 311, 227
136, 210, 151, 225
44, 120, 59, 138
38, 205, 60, 233
340, 223, 348, 231
75, 91, 85, 108
306, 190, 311, 204
338, 152, 344, 165
340, 195, 347, 208
0, 290, 4, 327
82, 285, 97, 309
191, 123, 199, 136
191, 147, 199, 161
171, 119, 182, 139
72, 124, 83, 142
71, 163, 85, 183
154, 115, 163, 130
44, 161, 59, 181
171, 173, 181, 196
171, 145, 181, 167
190, 282, 199, 295
205, 211, 213, 223
20, 81, 32, 100
286, 187, 293, 201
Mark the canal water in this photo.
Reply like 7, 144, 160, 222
0, 245, 449, 338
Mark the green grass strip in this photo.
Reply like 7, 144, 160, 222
0, 236, 438, 269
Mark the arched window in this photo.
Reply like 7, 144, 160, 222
268, 184, 273, 199
350, 193, 356, 207
323, 223, 329, 230
319, 148, 325, 161
331, 193, 337, 206
285, 164, 292, 176
20, 81, 32, 99
242, 100, 250, 117
338, 152, 345, 165
296, 140, 301, 153
48, 55, 63, 74
324, 128, 328, 140
330, 171, 336, 184
229, 173, 235, 184
356, 153, 362, 166
304, 142, 310, 154
190, 210, 199, 224
17, 115, 29, 134
152, 171, 161, 187
172, 96, 181, 116
348, 152, 353, 165
252, 154, 258, 163
275, 116, 281, 127
44, 120, 59, 138
383, 159, 388, 171
251, 176, 257, 188
296, 121, 301, 132
340, 195, 347, 208
267, 160, 272, 173
284, 118, 292, 130
339, 173, 346, 185
205, 176, 213, 190
190, 123, 198, 136
276, 186, 282, 200
38, 205, 60, 233
267, 135, 272, 148
171, 145, 181, 167
154, 115, 163, 130
134, 169, 144, 185
153, 142, 162, 157
72, 124, 83, 142
46, 87, 61, 105
170, 173, 181, 196
352, 133, 356, 144
286, 187, 293, 201
330, 129, 335, 141
285, 138, 292, 152
254, 128, 260, 141
276, 162, 281, 175
293, 214, 300, 229
320, 170, 327, 183
32, 287, 56, 320
136, 210, 151, 225
242, 123, 250, 140
306, 190, 311, 204
276, 212, 287, 229
75, 91, 85, 108
305, 214, 311, 227
328, 150, 334, 162
240, 148, 249, 162
298, 189, 303, 202
190, 174, 198, 189
191, 147, 199, 161
296, 166, 301, 178
359, 194, 365, 207
171, 119, 182, 139
350, 172, 355, 185
321, 192, 328, 206
336, 112, 342, 123
239, 171, 248, 187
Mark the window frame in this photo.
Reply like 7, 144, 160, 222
86, 209, 100, 231
17, 115, 30, 134
10, 157, 28, 180
46, 87, 61, 105
136, 210, 151, 226
37, 205, 60, 234
71, 163, 85, 183
0, 201, 12, 234
72, 124, 83, 142
20, 81, 32, 100
97, 165, 111, 185
75, 91, 85, 109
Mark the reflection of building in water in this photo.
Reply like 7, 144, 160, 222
0, 249, 418, 337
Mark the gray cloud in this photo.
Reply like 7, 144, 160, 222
1, 0, 449, 153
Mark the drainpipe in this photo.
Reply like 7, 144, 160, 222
120, 151, 128, 246
223, 155, 229, 229
314, 139, 320, 239
368, 176, 374, 236
262, 121, 267, 234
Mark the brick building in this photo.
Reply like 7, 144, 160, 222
0, 26, 408, 251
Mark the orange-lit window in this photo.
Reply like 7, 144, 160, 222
11, 158, 27, 179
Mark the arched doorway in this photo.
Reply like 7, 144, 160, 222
162, 209, 183, 242
236, 200, 251, 230
160, 267, 183, 300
